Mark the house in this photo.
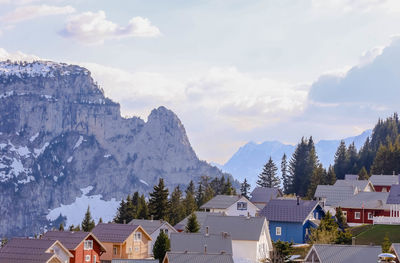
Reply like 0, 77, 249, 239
43, 231, 106, 263
260, 199, 324, 244
249, 187, 283, 209
92, 223, 152, 262
0, 238, 73, 263
369, 175, 399, 192
390, 243, 400, 263
162, 252, 234, 263
314, 185, 358, 213
170, 232, 232, 254
174, 212, 223, 232
200, 195, 259, 217
304, 244, 382, 263
374, 184, 400, 225
128, 218, 177, 256
111, 260, 158, 263
201, 214, 272, 262
337, 192, 390, 225
334, 179, 375, 192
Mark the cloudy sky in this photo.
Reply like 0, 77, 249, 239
1, 0, 400, 164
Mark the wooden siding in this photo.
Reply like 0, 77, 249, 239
342, 208, 390, 224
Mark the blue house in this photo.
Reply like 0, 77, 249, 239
260, 198, 324, 244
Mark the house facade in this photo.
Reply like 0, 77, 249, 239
200, 195, 259, 217
369, 175, 399, 192
250, 187, 283, 209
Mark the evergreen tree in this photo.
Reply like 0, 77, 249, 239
357, 137, 374, 172
334, 141, 348, 180
69, 225, 75, 231
98, 217, 103, 224
1, 237, 8, 248
257, 157, 280, 188
326, 165, 337, 185
125, 195, 135, 223
240, 178, 251, 199
203, 185, 215, 204
306, 164, 326, 199
186, 180, 196, 195
335, 207, 347, 229
153, 231, 170, 263
195, 184, 205, 207
137, 194, 149, 219
382, 233, 391, 253
114, 199, 127, 223
184, 183, 197, 216
185, 213, 200, 233
59, 223, 64, 231
169, 186, 185, 226
149, 178, 170, 220
81, 206, 95, 232
281, 153, 292, 194
371, 140, 400, 175
346, 142, 359, 174
222, 177, 235, 195
358, 166, 369, 180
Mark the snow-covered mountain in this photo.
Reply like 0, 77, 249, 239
0, 61, 226, 237
219, 130, 372, 188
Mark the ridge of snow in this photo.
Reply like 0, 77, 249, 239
140, 179, 149, 186
34, 142, 49, 157
30, 132, 39, 142
73, 136, 83, 150
67, 156, 73, 163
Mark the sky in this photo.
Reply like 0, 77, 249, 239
1, 0, 400, 164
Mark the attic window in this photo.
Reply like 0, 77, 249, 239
237, 202, 247, 211
84, 240, 93, 250
134, 232, 142, 241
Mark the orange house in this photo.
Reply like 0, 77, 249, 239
92, 223, 152, 262
43, 231, 106, 263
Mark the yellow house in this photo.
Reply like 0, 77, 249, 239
92, 223, 152, 262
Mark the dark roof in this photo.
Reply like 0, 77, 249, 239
112, 260, 158, 263
92, 223, 140, 243
260, 199, 319, 223
165, 252, 234, 263
306, 244, 381, 263
337, 192, 390, 210
334, 180, 373, 191
174, 212, 223, 232
201, 215, 266, 241
369, 175, 399, 186
42, 230, 106, 252
314, 185, 357, 206
0, 238, 58, 263
387, 185, 400, 204
128, 219, 176, 235
200, 195, 242, 209
250, 187, 282, 204
170, 233, 232, 254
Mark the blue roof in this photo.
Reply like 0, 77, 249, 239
260, 199, 319, 223
387, 185, 400, 204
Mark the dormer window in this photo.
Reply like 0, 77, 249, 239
134, 232, 142, 241
237, 202, 247, 210
84, 240, 93, 250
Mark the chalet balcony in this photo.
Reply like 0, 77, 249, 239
373, 216, 400, 225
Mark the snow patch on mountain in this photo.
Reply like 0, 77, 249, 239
140, 179, 149, 186
73, 136, 83, 150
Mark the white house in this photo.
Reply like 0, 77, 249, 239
201, 214, 272, 263
129, 218, 177, 256
200, 195, 259, 217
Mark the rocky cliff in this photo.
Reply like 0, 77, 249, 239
0, 60, 225, 237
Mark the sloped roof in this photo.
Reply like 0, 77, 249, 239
165, 252, 234, 263
345, 174, 359, 180
305, 244, 381, 263
174, 212, 223, 232
200, 195, 241, 209
129, 219, 176, 235
92, 223, 147, 243
43, 231, 92, 250
391, 243, 400, 259
250, 187, 282, 203
260, 199, 319, 223
200, 215, 266, 241
369, 175, 399, 186
112, 260, 158, 263
337, 192, 390, 210
314, 185, 357, 206
334, 180, 374, 192
170, 233, 232, 254
387, 185, 400, 204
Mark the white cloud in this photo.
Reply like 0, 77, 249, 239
311, 0, 400, 13
0, 48, 41, 61
60, 11, 161, 44
0, 4, 75, 24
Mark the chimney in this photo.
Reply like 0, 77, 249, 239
123, 219, 126, 224
296, 196, 300, 205
204, 245, 207, 254
221, 250, 226, 254
151, 215, 154, 222
205, 226, 209, 236
352, 237, 356, 246
246, 212, 250, 219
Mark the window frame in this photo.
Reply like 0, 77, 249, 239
368, 212, 373, 220
354, 212, 361, 219
113, 246, 118, 255
237, 202, 248, 211
276, 226, 282, 236
134, 232, 142, 242
85, 255, 90, 262
84, 240, 93, 250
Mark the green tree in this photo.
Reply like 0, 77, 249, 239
273, 240, 293, 262
169, 186, 185, 226
382, 233, 391, 253
185, 213, 200, 233
196, 183, 205, 207
184, 184, 197, 216
114, 199, 127, 223
334, 141, 348, 180
137, 194, 149, 219
257, 157, 280, 188
59, 223, 64, 231
81, 206, 95, 232
203, 185, 215, 204
358, 166, 369, 180
281, 153, 292, 194
326, 165, 337, 185
240, 178, 251, 199
1, 237, 8, 248
98, 217, 103, 224
306, 164, 326, 199
346, 142, 359, 174
222, 177, 235, 195
153, 231, 170, 263
335, 207, 347, 229
149, 178, 170, 220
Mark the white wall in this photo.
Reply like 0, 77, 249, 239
210, 197, 258, 217
232, 240, 257, 262
149, 223, 177, 256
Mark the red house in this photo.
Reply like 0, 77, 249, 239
369, 175, 399, 192
43, 231, 106, 263
337, 192, 390, 225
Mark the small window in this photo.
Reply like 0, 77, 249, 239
382, 187, 387, 192
93, 255, 96, 263
368, 212, 373, 220
164, 229, 168, 235
343, 211, 347, 218
134, 232, 142, 241
84, 240, 93, 250
85, 255, 90, 262
237, 202, 247, 211
355, 212, 361, 219
276, 227, 282, 236
135, 246, 139, 252
113, 247, 118, 255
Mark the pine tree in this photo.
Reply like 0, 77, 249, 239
306, 164, 326, 199
184, 183, 197, 216
222, 177, 235, 195
185, 213, 200, 233
1, 237, 8, 248
169, 186, 185, 226
335, 207, 347, 229
382, 233, 391, 253
125, 195, 135, 223
195, 184, 205, 207
257, 157, 280, 188
59, 223, 64, 231
334, 141, 348, 180
114, 199, 127, 223
186, 180, 196, 195
240, 178, 251, 199
149, 178, 170, 220
153, 231, 170, 263
346, 142, 359, 174
81, 206, 95, 232
281, 153, 292, 194
137, 194, 149, 219
358, 166, 369, 180
98, 217, 103, 224
326, 165, 337, 185
203, 185, 215, 204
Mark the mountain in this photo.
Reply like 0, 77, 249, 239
0, 61, 225, 237
220, 130, 372, 188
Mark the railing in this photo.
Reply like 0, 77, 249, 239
373, 216, 400, 225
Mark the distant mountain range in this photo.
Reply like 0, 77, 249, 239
216, 130, 372, 188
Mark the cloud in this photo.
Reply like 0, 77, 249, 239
60, 11, 161, 44
311, 0, 400, 13
0, 4, 75, 24
0, 48, 41, 61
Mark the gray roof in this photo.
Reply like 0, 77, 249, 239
337, 192, 390, 210
387, 185, 400, 204
43, 230, 93, 250
391, 243, 400, 258
0, 238, 58, 263
129, 219, 175, 235
200, 195, 241, 209
174, 212, 223, 232
170, 233, 232, 254
369, 175, 399, 186
250, 187, 282, 204
260, 199, 319, 223
345, 174, 359, 180
306, 244, 381, 263
92, 223, 140, 243
165, 252, 234, 263
112, 260, 158, 263
201, 215, 266, 241
314, 185, 357, 206
334, 180, 373, 192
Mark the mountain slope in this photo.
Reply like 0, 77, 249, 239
0, 61, 225, 237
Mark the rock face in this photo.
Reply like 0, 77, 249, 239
0, 61, 224, 237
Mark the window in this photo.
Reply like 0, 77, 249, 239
164, 229, 168, 235
84, 240, 93, 250
276, 227, 281, 236
113, 247, 118, 255
305, 228, 309, 236
343, 211, 347, 218
355, 212, 361, 219
368, 212, 373, 220
85, 255, 90, 262
237, 202, 247, 211
134, 232, 142, 241
135, 246, 139, 252
382, 187, 388, 192
93, 255, 96, 263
